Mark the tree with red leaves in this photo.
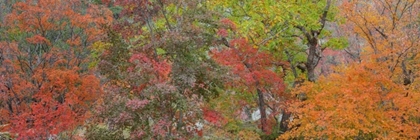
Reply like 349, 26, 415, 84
0, 0, 111, 138
212, 19, 289, 134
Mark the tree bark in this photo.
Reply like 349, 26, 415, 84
306, 38, 321, 82
279, 111, 291, 133
257, 87, 267, 133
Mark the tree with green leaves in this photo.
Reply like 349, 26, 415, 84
209, 0, 347, 83
206, 0, 347, 137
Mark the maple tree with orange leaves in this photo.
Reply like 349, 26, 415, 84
281, 0, 420, 139
0, 0, 111, 138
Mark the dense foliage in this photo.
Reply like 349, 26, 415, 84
0, 0, 419, 139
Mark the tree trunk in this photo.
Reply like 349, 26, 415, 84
279, 111, 291, 133
306, 39, 321, 82
257, 88, 267, 133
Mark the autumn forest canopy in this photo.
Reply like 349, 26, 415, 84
0, 0, 419, 139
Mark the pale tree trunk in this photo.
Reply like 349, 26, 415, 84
306, 38, 322, 82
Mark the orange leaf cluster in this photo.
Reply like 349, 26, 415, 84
282, 1, 420, 138
282, 62, 420, 139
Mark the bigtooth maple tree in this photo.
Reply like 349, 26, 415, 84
341, 0, 420, 85
281, 62, 420, 139
0, 0, 111, 138
281, 0, 420, 139
210, 18, 289, 135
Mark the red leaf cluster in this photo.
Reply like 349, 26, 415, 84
128, 52, 172, 83
202, 108, 226, 127
211, 38, 285, 95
